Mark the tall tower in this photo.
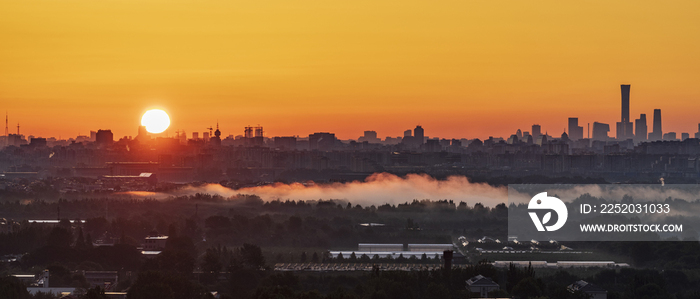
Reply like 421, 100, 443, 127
634, 114, 647, 143
621, 84, 630, 123
211, 122, 222, 147
616, 84, 633, 140
414, 125, 424, 145
649, 109, 662, 141
567, 118, 583, 141
532, 124, 542, 138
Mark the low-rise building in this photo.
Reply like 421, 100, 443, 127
83, 271, 119, 290
357, 243, 403, 252
407, 244, 454, 252
466, 274, 500, 298
143, 235, 168, 250
26, 269, 76, 296
567, 280, 607, 299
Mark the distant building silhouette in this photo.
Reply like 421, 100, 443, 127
210, 123, 222, 147
681, 132, 689, 141
136, 126, 149, 142
178, 130, 187, 144
274, 136, 297, 150
5, 134, 26, 147
634, 114, 647, 143
95, 129, 113, 145
244, 126, 254, 139
696, 123, 700, 139
616, 84, 634, 140
29, 137, 47, 148
309, 132, 336, 150
400, 126, 426, 148
568, 118, 583, 141
592, 122, 610, 141
621, 84, 630, 123
663, 132, 677, 141
425, 139, 441, 151
358, 131, 381, 143
649, 109, 663, 141
404, 130, 412, 137
414, 126, 424, 145
532, 124, 542, 139
507, 134, 519, 144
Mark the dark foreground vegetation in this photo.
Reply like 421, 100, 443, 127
1, 194, 700, 298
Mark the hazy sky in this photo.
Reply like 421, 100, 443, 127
1, 0, 699, 140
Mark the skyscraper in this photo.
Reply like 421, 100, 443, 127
621, 84, 630, 123
616, 84, 634, 140
649, 109, 662, 141
696, 123, 700, 139
414, 126, 424, 145
532, 124, 542, 138
592, 122, 610, 141
568, 118, 583, 141
634, 114, 647, 143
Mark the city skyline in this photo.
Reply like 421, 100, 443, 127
3, 84, 700, 143
2, 1, 700, 140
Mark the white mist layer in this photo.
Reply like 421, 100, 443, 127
126, 173, 509, 207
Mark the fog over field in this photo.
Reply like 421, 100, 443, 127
123, 173, 509, 206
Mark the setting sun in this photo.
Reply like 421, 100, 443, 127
141, 109, 170, 134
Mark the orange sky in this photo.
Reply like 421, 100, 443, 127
1, 0, 700, 140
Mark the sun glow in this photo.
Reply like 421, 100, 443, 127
141, 109, 170, 134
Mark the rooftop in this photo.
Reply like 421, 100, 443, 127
568, 280, 607, 293
466, 275, 499, 287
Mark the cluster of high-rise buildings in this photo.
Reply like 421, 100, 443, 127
564, 84, 697, 144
